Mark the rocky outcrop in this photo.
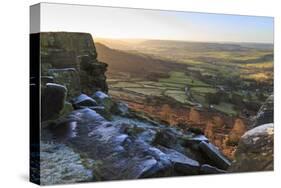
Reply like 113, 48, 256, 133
40, 32, 108, 96
229, 95, 274, 172
40, 32, 109, 122
229, 123, 273, 172
47, 108, 229, 181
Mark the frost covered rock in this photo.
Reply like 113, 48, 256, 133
40, 142, 93, 185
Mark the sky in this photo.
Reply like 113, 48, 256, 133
40, 3, 274, 43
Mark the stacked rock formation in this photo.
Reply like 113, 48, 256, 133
40, 32, 108, 97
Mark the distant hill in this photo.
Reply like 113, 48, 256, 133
95, 42, 185, 76
139, 40, 273, 52
95, 38, 273, 52
95, 38, 144, 51
139, 40, 244, 52
238, 43, 273, 50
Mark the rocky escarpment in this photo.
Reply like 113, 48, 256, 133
35, 32, 232, 185
40, 32, 108, 98
229, 95, 274, 172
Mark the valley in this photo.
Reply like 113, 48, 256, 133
96, 39, 273, 158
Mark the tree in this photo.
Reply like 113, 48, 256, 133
206, 93, 221, 105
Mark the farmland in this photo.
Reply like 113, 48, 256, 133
98, 40, 273, 116
96, 39, 273, 158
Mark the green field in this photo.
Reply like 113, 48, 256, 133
103, 40, 273, 116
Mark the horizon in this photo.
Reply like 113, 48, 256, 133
40, 3, 274, 44
94, 36, 274, 45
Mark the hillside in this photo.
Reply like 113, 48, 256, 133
95, 42, 185, 76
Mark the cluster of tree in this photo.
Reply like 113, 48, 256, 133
206, 89, 267, 114
146, 72, 170, 81
206, 90, 244, 105
205, 90, 226, 105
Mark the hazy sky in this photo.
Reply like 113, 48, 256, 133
40, 3, 274, 43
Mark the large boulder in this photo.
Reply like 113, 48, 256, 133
229, 95, 274, 173
92, 90, 109, 100
41, 83, 67, 121
253, 95, 273, 128
229, 123, 274, 172
71, 94, 97, 109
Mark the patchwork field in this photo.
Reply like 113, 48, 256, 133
96, 39, 273, 158
97, 40, 273, 116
